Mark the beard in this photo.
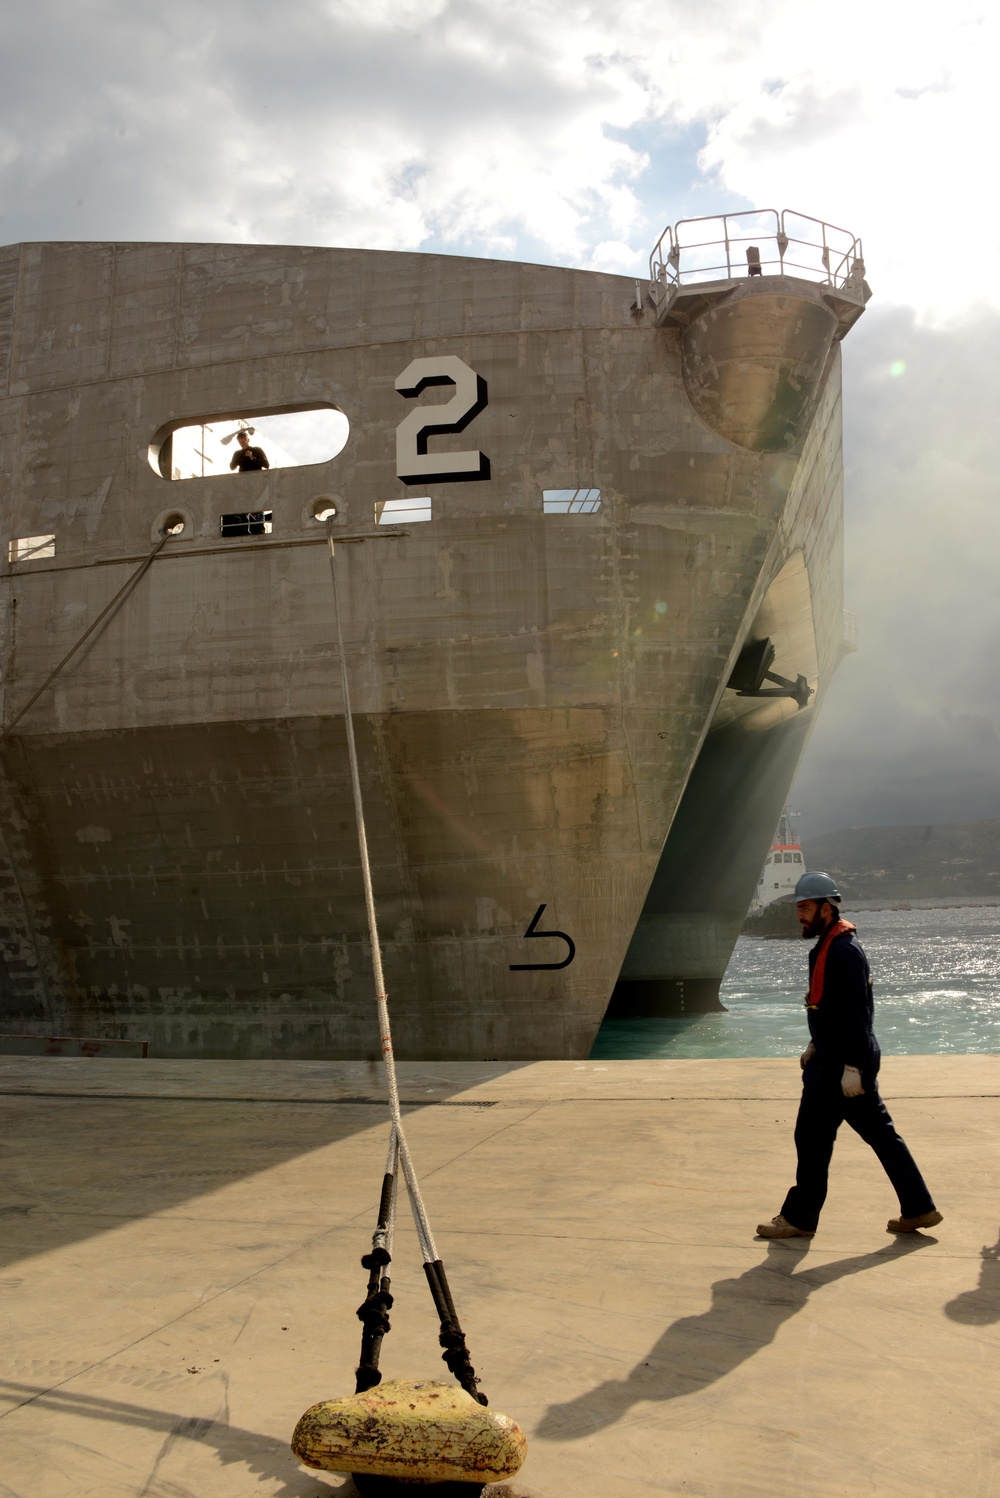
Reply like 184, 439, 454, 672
800, 913, 828, 940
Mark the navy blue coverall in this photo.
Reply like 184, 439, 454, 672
780, 925, 937, 1233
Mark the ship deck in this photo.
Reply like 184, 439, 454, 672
1, 1054, 996, 1496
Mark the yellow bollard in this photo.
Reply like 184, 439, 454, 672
291, 1378, 527, 1488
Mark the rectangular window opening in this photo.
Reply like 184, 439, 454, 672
543, 488, 602, 514
9, 534, 56, 562
375, 498, 432, 525
220, 511, 273, 538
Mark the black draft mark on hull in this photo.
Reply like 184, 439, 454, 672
509, 905, 576, 971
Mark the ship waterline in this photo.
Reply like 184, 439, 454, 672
0, 220, 865, 1057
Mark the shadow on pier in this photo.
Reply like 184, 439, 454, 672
536, 1235, 937, 1439
945, 1228, 1000, 1324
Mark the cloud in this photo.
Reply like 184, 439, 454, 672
0, 0, 997, 836
1, 0, 996, 311
0, 0, 653, 263
792, 301, 1000, 835
692, 9, 1000, 319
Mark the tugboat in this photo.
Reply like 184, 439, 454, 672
742, 810, 806, 938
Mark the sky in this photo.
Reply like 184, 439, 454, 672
1, 0, 997, 837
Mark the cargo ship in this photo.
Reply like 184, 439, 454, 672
0, 209, 868, 1057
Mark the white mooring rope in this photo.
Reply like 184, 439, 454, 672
325, 524, 439, 1265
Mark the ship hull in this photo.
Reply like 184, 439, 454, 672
0, 242, 858, 1057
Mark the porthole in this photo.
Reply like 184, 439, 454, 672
309, 496, 338, 523
151, 508, 193, 543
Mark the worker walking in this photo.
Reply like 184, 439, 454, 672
757, 871, 942, 1240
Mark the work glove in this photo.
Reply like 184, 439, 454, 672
841, 1065, 864, 1098
799, 1042, 816, 1070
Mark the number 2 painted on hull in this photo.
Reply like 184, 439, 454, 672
395, 355, 490, 484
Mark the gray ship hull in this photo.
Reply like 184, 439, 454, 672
0, 237, 862, 1057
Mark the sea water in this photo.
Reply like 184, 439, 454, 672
591, 905, 1000, 1059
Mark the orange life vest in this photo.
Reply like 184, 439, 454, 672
806, 919, 857, 1009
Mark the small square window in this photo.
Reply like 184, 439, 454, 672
375, 497, 432, 525
9, 534, 55, 562
543, 488, 601, 514
220, 511, 272, 537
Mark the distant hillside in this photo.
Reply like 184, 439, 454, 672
804, 821, 1000, 901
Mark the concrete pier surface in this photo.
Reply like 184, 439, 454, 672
1, 1053, 997, 1496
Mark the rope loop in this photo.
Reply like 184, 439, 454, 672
356, 1286, 394, 1334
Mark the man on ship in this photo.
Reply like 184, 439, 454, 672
227, 427, 271, 536
229, 427, 270, 472
756, 871, 942, 1240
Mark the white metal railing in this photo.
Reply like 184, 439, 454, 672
649, 208, 865, 297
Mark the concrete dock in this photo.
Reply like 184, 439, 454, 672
1, 1054, 997, 1496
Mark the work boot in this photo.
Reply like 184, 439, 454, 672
886, 1209, 943, 1233
755, 1215, 815, 1239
